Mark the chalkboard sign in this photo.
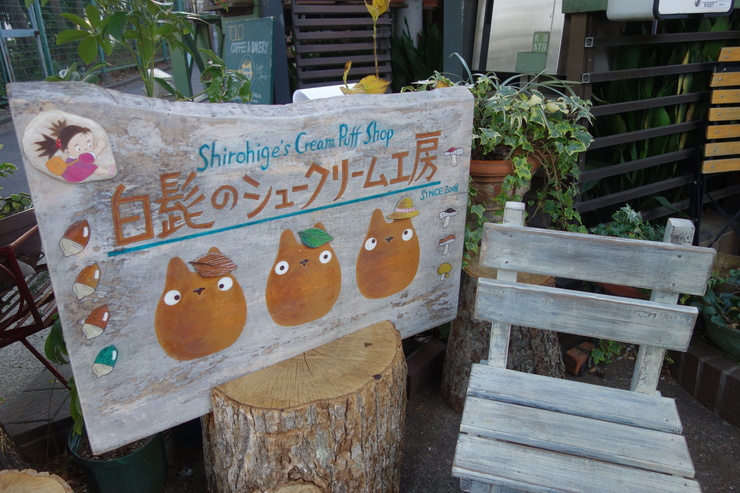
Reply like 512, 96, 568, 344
221, 16, 274, 104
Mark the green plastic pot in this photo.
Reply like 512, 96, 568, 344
703, 313, 740, 361
68, 431, 167, 493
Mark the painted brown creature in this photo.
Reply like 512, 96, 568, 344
265, 222, 342, 326
154, 247, 247, 361
356, 198, 420, 299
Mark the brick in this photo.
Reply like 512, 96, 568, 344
696, 355, 728, 410
718, 367, 740, 427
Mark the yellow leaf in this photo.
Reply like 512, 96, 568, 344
340, 75, 390, 95
342, 61, 352, 87
364, 0, 388, 22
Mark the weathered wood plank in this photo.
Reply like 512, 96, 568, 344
460, 397, 694, 477
478, 222, 714, 295
453, 435, 702, 493
475, 279, 697, 351
466, 364, 684, 433
709, 106, 740, 121
8, 82, 473, 453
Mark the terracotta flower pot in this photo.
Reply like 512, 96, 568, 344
469, 157, 541, 222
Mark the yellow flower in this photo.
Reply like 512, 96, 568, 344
365, 0, 389, 22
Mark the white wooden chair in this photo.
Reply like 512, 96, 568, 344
452, 202, 715, 493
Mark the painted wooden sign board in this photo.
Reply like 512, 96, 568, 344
221, 16, 274, 104
8, 82, 473, 454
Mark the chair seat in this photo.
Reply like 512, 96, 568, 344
453, 364, 701, 493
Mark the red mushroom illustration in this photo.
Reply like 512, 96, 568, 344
443, 147, 464, 167
438, 235, 456, 255
439, 208, 458, 228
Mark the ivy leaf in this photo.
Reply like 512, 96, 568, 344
299, 228, 333, 248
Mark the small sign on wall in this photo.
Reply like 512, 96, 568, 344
221, 16, 274, 104
9, 83, 473, 453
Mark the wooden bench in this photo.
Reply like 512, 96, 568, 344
452, 202, 715, 493
699, 46, 740, 247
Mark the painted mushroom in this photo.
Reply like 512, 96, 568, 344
59, 219, 90, 257
73, 263, 100, 299
438, 235, 456, 255
437, 263, 452, 280
439, 208, 458, 228
444, 147, 464, 166
83, 305, 109, 339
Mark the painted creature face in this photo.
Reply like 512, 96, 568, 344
265, 223, 342, 326
356, 209, 420, 299
154, 247, 247, 361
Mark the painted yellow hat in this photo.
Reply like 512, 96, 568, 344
387, 197, 420, 220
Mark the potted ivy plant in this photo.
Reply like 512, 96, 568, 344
408, 69, 593, 233
692, 264, 740, 361
589, 204, 665, 299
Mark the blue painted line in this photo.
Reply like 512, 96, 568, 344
108, 181, 442, 257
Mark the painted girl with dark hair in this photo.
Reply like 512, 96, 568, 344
35, 119, 112, 183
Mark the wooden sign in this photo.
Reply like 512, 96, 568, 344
8, 82, 473, 453
221, 16, 274, 104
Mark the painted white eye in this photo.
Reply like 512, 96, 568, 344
217, 277, 233, 291
364, 237, 377, 251
163, 290, 181, 306
319, 250, 332, 264
275, 260, 289, 275
402, 229, 414, 241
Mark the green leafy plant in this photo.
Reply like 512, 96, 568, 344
408, 69, 593, 233
0, 156, 33, 219
390, 21, 443, 92
45, 318, 84, 436
591, 339, 622, 366
693, 269, 740, 333
44, 62, 108, 84
29, 0, 250, 103
589, 204, 666, 241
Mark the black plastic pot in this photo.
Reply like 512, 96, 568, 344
68, 431, 167, 493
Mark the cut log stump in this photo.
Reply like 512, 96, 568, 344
203, 320, 407, 493
441, 255, 565, 412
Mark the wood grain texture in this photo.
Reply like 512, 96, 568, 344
452, 203, 711, 492
466, 363, 684, 433
203, 321, 406, 493
475, 279, 698, 351
454, 435, 702, 493
8, 82, 472, 453
479, 222, 714, 295
460, 397, 694, 477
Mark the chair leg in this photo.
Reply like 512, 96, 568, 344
20, 338, 69, 389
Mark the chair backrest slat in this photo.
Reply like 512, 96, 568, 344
476, 202, 716, 394
478, 223, 714, 295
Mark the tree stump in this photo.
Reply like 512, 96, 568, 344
203, 320, 407, 493
440, 256, 565, 412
